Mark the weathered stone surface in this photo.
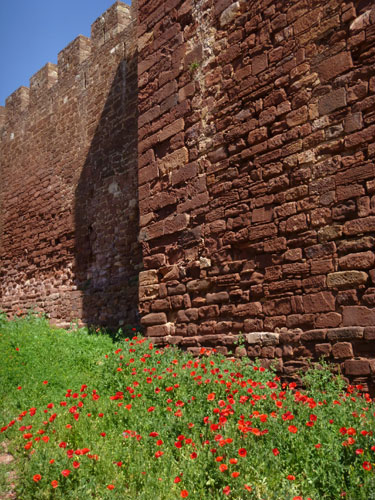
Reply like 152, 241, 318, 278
344, 359, 371, 376
327, 271, 368, 289
301, 329, 327, 341
302, 292, 335, 313
342, 306, 375, 327
141, 313, 167, 326
332, 342, 354, 359
339, 251, 375, 271
315, 343, 332, 357
318, 88, 347, 116
186, 280, 210, 293
246, 332, 279, 345
146, 324, 174, 337
317, 52, 353, 82
139, 270, 159, 286
327, 327, 364, 341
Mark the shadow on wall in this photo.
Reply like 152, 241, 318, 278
74, 56, 141, 331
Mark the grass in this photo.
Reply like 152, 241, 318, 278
0, 313, 374, 499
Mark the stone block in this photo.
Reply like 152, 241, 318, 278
146, 323, 174, 337
315, 343, 332, 357
164, 214, 190, 236
141, 312, 167, 326
252, 53, 268, 75
139, 285, 159, 302
342, 306, 375, 326
186, 279, 210, 293
317, 52, 353, 82
206, 292, 229, 304
344, 112, 363, 133
332, 342, 354, 359
327, 327, 364, 341
236, 302, 262, 317
327, 271, 368, 289
301, 329, 327, 341
339, 251, 375, 270
364, 327, 375, 340
318, 88, 347, 116
315, 313, 342, 328
139, 270, 159, 286
302, 292, 335, 313
344, 359, 371, 376
220, 1, 242, 27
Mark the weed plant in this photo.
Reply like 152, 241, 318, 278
0, 315, 374, 499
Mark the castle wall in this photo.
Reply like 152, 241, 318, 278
138, 0, 375, 389
0, 1, 141, 328
1, 0, 375, 389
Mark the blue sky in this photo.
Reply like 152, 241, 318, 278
0, 0, 131, 106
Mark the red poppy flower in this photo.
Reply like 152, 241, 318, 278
288, 425, 298, 433
219, 464, 228, 472
174, 476, 181, 483
33, 474, 42, 482
231, 471, 240, 478
223, 485, 231, 496
363, 461, 372, 471
107, 485, 115, 490
155, 451, 164, 458
190, 452, 197, 459
287, 475, 296, 480
73, 461, 80, 469
238, 448, 247, 457
229, 458, 238, 464
181, 490, 188, 498
272, 448, 280, 456
61, 469, 70, 477
244, 485, 252, 491
51, 480, 58, 488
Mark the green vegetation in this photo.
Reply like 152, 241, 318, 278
0, 314, 374, 499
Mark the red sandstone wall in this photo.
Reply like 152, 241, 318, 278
0, 1, 141, 329
138, 0, 375, 389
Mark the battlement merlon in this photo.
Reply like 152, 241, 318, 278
91, 1, 132, 48
0, 106, 6, 129
58, 36, 91, 80
5, 87, 30, 118
29, 63, 58, 104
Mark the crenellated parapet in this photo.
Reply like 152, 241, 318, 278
58, 36, 91, 80
1, 1, 134, 134
91, 1, 132, 48
4, 86, 30, 122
